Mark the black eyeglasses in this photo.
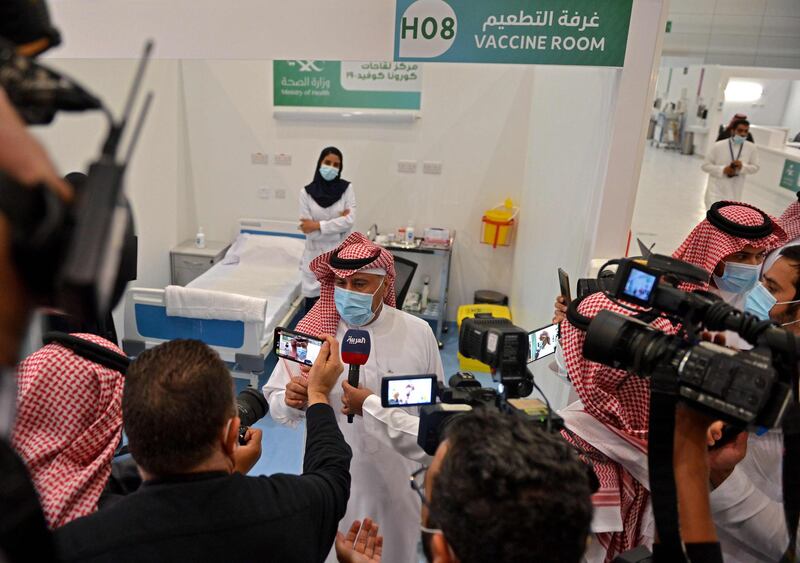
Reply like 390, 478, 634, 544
410, 465, 430, 507
411, 466, 444, 535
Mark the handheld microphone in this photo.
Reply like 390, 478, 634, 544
341, 329, 371, 423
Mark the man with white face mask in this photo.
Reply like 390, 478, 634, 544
702, 119, 760, 207
264, 232, 444, 563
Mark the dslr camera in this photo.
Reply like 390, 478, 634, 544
236, 388, 269, 445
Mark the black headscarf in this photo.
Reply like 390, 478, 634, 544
305, 146, 350, 208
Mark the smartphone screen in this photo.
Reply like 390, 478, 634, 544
528, 323, 559, 363
273, 327, 323, 366
381, 375, 437, 407
558, 268, 572, 303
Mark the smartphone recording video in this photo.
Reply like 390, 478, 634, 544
381, 374, 437, 408
528, 323, 559, 363
273, 327, 323, 366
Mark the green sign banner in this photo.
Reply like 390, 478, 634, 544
780, 159, 800, 192
273, 60, 422, 110
393, 0, 633, 67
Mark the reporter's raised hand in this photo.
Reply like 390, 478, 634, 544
553, 295, 568, 324
335, 518, 383, 563
307, 335, 344, 406
233, 427, 263, 474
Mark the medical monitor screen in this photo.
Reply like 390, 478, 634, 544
273, 327, 323, 366
622, 267, 658, 305
529, 323, 559, 363
381, 375, 437, 407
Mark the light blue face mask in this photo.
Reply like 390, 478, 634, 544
319, 164, 339, 181
334, 283, 382, 327
744, 282, 777, 321
732, 135, 747, 145
745, 282, 800, 323
713, 261, 760, 294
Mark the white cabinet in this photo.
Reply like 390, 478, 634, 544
170, 240, 230, 286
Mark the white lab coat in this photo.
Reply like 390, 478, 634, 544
299, 186, 357, 297
702, 139, 760, 207
264, 306, 445, 563
560, 402, 791, 563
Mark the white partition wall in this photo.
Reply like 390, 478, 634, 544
39, 1, 669, 335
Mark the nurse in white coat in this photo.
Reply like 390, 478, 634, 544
264, 233, 444, 563
299, 146, 357, 312
702, 119, 760, 208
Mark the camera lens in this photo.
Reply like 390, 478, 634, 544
236, 388, 269, 427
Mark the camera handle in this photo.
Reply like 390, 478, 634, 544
780, 405, 800, 563
647, 365, 686, 561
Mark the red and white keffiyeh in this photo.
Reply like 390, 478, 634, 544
12, 334, 125, 529
296, 232, 397, 337
672, 201, 786, 289
779, 195, 800, 241
561, 292, 676, 561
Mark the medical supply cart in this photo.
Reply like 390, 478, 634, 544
380, 236, 454, 348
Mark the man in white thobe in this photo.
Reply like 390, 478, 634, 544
264, 232, 444, 563
703, 118, 760, 207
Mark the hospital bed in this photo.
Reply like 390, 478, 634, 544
122, 219, 305, 387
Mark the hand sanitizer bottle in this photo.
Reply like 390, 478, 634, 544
195, 227, 206, 249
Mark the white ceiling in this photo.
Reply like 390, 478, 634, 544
662, 0, 800, 68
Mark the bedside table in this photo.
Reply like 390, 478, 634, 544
170, 240, 230, 286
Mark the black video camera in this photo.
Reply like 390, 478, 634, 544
236, 388, 269, 446
0, 41, 155, 324
579, 254, 797, 431
407, 318, 560, 456
459, 315, 533, 398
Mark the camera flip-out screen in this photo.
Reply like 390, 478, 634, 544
621, 265, 658, 307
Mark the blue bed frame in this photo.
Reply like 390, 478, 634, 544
122, 219, 305, 387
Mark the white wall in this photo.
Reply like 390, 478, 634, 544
510, 67, 618, 331
47, 0, 394, 61
721, 77, 793, 126
511, 67, 618, 409
180, 60, 534, 319
663, 0, 800, 69
783, 81, 800, 137
29, 59, 182, 291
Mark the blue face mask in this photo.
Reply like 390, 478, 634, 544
713, 261, 760, 294
319, 164, 339, 181
745, 282, 800, 322
744, 282, 777, 321
334, 284, 382, 327
732, 135, 747, 145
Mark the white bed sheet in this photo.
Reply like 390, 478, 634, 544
187, 234, 304, 346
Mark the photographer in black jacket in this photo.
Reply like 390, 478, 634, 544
417, 409, 594, 563
56, 337, 352, 563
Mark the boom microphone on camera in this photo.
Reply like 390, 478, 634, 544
341, 329, 371, 423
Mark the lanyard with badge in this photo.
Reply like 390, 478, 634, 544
728, 139, 744, 175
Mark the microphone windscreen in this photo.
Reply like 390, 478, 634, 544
341, 329, 371, 366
